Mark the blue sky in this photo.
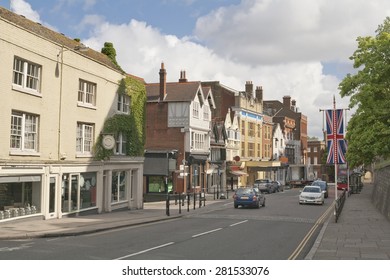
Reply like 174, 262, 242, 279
4, 0, 390, 138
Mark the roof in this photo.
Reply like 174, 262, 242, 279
146, 81, 202, 102
0, 6, 122, 73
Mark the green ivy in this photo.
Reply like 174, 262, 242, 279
94, 76, 146, 160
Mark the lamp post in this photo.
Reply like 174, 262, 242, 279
56, 44, 88, 161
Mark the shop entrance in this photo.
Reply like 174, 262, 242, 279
48, 176, 57, 219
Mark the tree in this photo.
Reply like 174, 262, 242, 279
339, 17, 390, 167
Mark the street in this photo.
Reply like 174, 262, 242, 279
0, 188, 334, 260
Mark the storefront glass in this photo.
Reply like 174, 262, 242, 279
62, 172, 97, 213
112, 171, 127, 203
0, 177, 41, 220
147, 176, 172, 193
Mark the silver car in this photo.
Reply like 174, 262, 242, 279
299, 185, 325, 205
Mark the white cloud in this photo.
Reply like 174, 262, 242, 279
10, 0, 58, 31
81, 15, 349, 138
13, 0, 383, 138
194, 0, 390, 65
10, 0, 41, 22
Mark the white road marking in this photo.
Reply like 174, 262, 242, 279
115, 242, 175, 260
229, 220, 248, 227
192, 228, 222, 238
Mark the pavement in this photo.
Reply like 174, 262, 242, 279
1, 184, 390, 260
307, 183, 390, 260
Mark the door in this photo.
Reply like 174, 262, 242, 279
48, 176, 57, 219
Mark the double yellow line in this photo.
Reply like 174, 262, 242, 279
288, 202, 334, 260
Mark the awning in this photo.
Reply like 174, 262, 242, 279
230, 170, 248, 177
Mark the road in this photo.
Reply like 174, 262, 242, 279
0, 188, 334, 260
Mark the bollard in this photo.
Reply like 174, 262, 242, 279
193, 192, 196, 210
199, 192, 202, 208
179, 193, 181, 214
187, 193, 190, 212
175, 192, 178, 205
166, 194, 170, 216
182, 192, 185, 206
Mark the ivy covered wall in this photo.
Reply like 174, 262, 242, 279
94, 76, 146, 159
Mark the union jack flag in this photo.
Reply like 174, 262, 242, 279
326, 109, 347, 164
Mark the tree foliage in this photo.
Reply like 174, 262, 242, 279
339, 17, 390, 167
101, 42, 123, 72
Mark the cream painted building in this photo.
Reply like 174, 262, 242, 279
0, 7, 144, 222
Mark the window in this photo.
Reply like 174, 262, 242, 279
203, 105, 209, 120
248, 143, 255, 157
117, 94, 130, 114
248, 122, 255, 137
76, 123, 94, 154
112, 171, 127, 202
78, 80, 96, 106
115, 132, 127, 155
13, 57, 41, 93
191, 132, 206, 151
193, 102, 199, 118
10, 111, 39, 153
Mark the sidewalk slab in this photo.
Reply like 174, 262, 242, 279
309, 183, 390, 260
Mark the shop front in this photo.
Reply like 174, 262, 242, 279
0, 158, 144, 223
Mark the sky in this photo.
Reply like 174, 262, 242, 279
4, 0, 390, 138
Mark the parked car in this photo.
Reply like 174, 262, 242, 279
299, 185, 325, 205
311, 180, 328, 198
272, 181, 284, 192
253, 179, 274, 194
233, 187, 266, 208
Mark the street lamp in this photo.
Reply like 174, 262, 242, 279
56, 44, 88, 160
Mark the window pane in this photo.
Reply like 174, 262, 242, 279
13, 58, 24, 86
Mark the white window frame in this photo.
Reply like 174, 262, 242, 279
115, 132, 127, 155
12, 57, 41, 95
76, 123, 94, 156
10, 111, 39, 155
192, 102, 199, 118
117, 94, 130, 114
78, 79, 96, 108
203, 104, 209, 120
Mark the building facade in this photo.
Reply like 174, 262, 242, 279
0, 7, 144, 222
144, 65, 215, 195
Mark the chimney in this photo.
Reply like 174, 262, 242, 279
291, 99, 296, 111
255, 86, 263, 101
283, 95, 291, 109
179, 70, 187, 83
245, 81, 253, 96
159, 62, 167, 101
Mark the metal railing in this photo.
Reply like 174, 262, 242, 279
335, 188, 347, 223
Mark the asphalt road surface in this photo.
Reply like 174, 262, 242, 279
0, 188, 334, 260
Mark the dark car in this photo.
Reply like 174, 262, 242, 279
272, 181, 284, 192
311, 180, 328, 198
233, 187, 266, 209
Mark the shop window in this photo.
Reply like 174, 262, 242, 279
147, 176, 172, 193
0, 179, 41, 219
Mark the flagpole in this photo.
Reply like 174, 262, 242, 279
333, 95, 338, 202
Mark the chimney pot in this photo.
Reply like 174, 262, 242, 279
159, 62, 167, 101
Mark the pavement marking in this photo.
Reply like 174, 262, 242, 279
230, 220, 248, 227
192, 228, 223, 238
115, 242, 175, 260
288, 202, 334, 260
